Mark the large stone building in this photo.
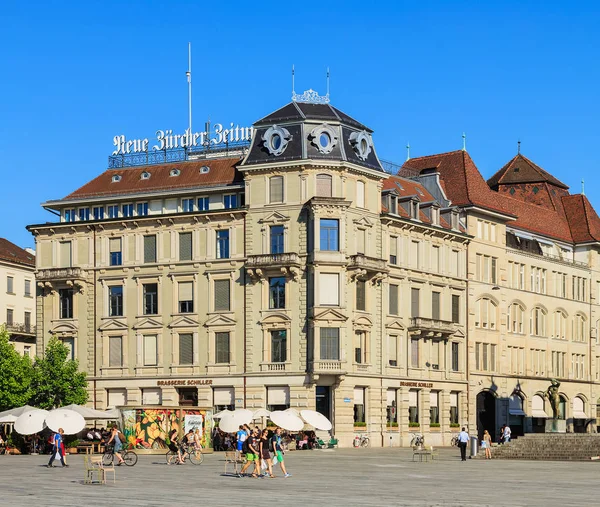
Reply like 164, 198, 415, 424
0, 238, 36, 356
28, 95, 600, 446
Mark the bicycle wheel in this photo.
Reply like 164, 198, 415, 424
123, 450, 138, 466
188, 449, 203, 465
102, 452, 114, 466
361, 438, 370, 448
166, 450, 178, 464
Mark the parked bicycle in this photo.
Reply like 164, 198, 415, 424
166, 442, 203, 465
450, 435, 459, 447
102, 445, 138, 466
353, 433, 370, 448
410, 432, 425, 448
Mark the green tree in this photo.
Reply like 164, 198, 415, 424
30, 337, 88, 409
0, 327, 33, 411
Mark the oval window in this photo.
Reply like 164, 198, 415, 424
360, 138, 369, 155
319, 132, 330, 149
271, 134, 282, 151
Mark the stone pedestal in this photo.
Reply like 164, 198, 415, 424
545, 419, 566, 433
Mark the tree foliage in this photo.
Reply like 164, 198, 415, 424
0, 328, 33, 412
29, 337, 88, 410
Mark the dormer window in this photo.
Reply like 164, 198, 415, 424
451, 210, 459, 230
432, 207, 440, 226
411, 201, 419, 219
141, 171, 151, 180
170, 169, 180, 177
111, 175, 122, 183
389, 195, 398, 215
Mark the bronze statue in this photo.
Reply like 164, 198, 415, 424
546, 378, 561, 419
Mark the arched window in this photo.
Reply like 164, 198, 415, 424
269, 176, 284, 203
553, 310, 567, 340
316, 174, 333, 197
532, 394, 547, 418
573, 314, 587, 342
475, 298, 497, 330
508, 303, 525, 333
530, 307, 547, 337
573, 396, 586, 419
356, 180, 365, 208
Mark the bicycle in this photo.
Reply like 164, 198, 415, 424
166, 442, 203, 465
354, 433, 370, 448
410, 432, 425, 449
450, 435, 459, 447
102, 445, 138, 466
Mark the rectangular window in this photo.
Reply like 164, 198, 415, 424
353, 387, 366, 424
24, 311, 31, 330
107, 205, 119, 219
451, 294, 460, 324
215, 332, 230, 363
143, 283, 158, 315
409, 390, 419, 424
432, 291, 440, 320
356, 229, 366, 254
93, 206, 104, 220
389, 284, 399, 315
388, 335, 398, 367
7, 276, 14, 294
59, 289, 73, 319
216, 230, 230, 259
411, 338, 419, 367
197, 197, 209, 211
354, 331, 366, 364
451, 342, 459, 371
143, 335, 157, 366
316, 174, 333, 197
108, 336, 122, 367
269, 176, 284, 203
79, 208, 90, 221
411, 288, 420, 318
179, 232, 192, 261
109, 286, 123, 317
269, 277, 286, 309
270, 225, 284, 254
6, 309, 13, 326
320, 328, 340, 360
178, 281, 194, 313
224, 194, 238, 209
356, 280, 366, 311
64, 209, 76, 222
59, 241, 72, 268
432, 246, 440, 272
319, 273, 340, 306
109, 237, 122, 266
122, 203, 133, 217
179, 333, 193, 365
356, 181, 365, 208
450, 392, 459, 424
137, 202, 149, 216
142, 388, 161, 405
430, 391, 439, 424
320, 219, 339, 251
143, 235, 157, 263
214, 280, 230, 312
450, 250, 459, 276
387, 389, 398, 423
390, 236, 398, 265
271, 330, 287, 363
410, 241, 420, 269
182, 198, 194, 213
24, 279, 31, 297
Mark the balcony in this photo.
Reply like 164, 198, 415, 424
348, 254, 389, 281
260, 362, 289, 372
5, 323, 36, 337
37, 267, 84, 281
246, 253, 301, 282
408, 317, 457, 337
311, 360, 346, 373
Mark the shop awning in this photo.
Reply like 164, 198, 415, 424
531, 409, 549, 418
512, 230, 534, 241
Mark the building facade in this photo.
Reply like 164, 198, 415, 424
29, 97, 600, 446
0, 238, 36, 356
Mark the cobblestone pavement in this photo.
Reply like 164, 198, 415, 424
2, 447, 597, 507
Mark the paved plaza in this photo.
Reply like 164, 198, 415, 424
2, 448, 597, 507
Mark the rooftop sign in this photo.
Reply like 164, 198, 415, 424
112, 124, 253, 156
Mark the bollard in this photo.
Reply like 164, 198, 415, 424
470, 436, 478, 458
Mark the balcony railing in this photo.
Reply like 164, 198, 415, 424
5, 323, 36, 336
312, 360, 345, 373
261, 363, 288, 372
348, 254, 389, 273
506, 247, 588, 268
37, 267, 84, 281
246, 252, 301, 268
409, 317, 456, 336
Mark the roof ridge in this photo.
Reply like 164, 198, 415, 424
405, 150, 463, 162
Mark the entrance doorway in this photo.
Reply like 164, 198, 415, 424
476, 391, 496, 441
316, 386, 331, 421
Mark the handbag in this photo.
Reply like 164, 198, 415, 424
272, 455, 278, 466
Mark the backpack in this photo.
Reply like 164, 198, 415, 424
242, 437, 250, 454
268, 436, 274, 453
118, 431, 126, 443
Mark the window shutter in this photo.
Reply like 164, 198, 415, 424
450, 392, 458, 407
316, 174, 332, 197
109, 336, 122, 367
409, 390, 418, 407
386, 389, 396, 406
353, 387, 364, 405
270, 176, 284, 203
109, 237, 121, 253
388, 335, 397, 364
179, 232, 192, 261
59, 241, 72, 268
214, 280, 230, 311
356, 280, 366, 311
432, 292, 440, 320
319, 273, 339, 306
179, 281, 193, 302
143, 335, 157, 366
452, 295, 460, 323
179, 333, 193, 365
144, 235, 157, 263
429, 391, 439, 407
320, 328, 339, 360
215, 332, 230, 363
142, 388, 161, 405
411, 338, 419, 366
107, 389, 126, 408
411, 288, 420, 317
390, 237, 397, 257
389, 284, 399, 315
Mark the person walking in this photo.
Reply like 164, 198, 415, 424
259, 429, 274, 478
482, 430, 492, 459
193, 428, 202, 450
106, 425, 125, 465
271, 427, 291, 477
240, 428, 260, 478
458, 427, 469, 461
47, 428, 68, 468
503, 424, 511, 443
236, 425, 247, 461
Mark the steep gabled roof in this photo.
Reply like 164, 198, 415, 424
487, 153, 569, 189
562, 194, 600, 243
0, 238, 35, 267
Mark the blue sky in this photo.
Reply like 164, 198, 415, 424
2, 1, 599, 248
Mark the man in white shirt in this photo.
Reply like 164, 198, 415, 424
503, 425, 511, 443
458, 427, 470, 461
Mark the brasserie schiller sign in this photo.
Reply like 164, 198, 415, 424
157, 379, 213, 386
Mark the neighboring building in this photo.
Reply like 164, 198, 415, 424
403, 151, 600, 439
0, 238, 36, 357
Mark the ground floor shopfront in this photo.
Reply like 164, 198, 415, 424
94, 373, 469, 448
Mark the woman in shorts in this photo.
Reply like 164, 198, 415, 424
259, 429, 274, 478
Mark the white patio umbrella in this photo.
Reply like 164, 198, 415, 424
14, 409, 49, 435
218, 409, 253, 433
60, 404, 120, 420
45, 409, 86, 435
253, 408, 271, 419
269, 410, 304, 432
0, 405, 36, 424
300, 410, 332, 431
285, 408, 301, 417
213, 409, 233, 419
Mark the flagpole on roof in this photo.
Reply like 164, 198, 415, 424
186, 43, 192, 136
462, 132, 466, 152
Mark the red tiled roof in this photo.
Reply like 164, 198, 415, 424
488, 153, 569, 190
562, 194, 600, 243
63, 158, 243, 200
0, 238, 35, 267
